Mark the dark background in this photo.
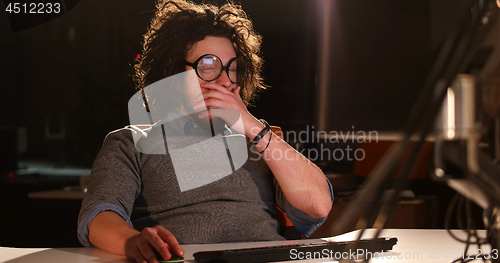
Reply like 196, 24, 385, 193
0, 0, 468, 168
0, 0, 477, 248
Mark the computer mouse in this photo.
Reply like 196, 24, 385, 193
154, 250, 184, 263
159, 256, 184, 263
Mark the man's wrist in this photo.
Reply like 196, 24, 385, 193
244, 116, 265, 141
250, 120, 270, 144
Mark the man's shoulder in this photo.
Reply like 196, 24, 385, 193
101, 126, 149, 149
105, 126, 141, 139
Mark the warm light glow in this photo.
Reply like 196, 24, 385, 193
8, 173, 13, 179
447, 129, 455, 138
435, 168, 445, 178
447, 88, 456, 139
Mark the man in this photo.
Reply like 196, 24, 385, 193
78, 1, 333, 263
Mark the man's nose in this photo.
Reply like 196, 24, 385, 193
215, 71, 232, 89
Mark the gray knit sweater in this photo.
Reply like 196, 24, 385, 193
78, 123, 330, 246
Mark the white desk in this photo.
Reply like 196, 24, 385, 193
0, 229, 492, 263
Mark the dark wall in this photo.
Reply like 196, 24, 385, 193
1, 0, 155, 167
239, 0, 318, 125
318, 0, 433, 132
317, 0, 472, 133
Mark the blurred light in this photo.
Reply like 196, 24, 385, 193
497, 0, 500, 8
482, 16, 489, 25
435, 168, 445, 178
447, 129, 456, 138
446, 88, 456, 139
8, 173, 13, 179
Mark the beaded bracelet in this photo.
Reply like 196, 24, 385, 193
251, 119, 271, 146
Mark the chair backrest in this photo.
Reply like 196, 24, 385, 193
353, 140, 434, 180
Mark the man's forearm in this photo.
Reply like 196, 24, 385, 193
263, 136, 332, 218
89, 211, 139, 256
245, 117, 332, 218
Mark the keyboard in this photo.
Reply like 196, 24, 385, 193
194, 237, 398, 263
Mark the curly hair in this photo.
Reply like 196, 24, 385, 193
134, 0, 265, 106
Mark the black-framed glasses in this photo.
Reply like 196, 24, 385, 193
184, 54, 247, 84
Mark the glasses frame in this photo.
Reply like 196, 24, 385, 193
184, 54, 247, 84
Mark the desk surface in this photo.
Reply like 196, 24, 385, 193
0, 229, 491, 263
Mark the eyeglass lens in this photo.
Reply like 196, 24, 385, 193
196, 55, 247, 83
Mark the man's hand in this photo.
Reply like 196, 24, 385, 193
194, 83, 252, 134
125, 225, 184, 263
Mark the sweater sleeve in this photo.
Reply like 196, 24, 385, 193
77, 128, 144, 247
273, 177, 334, 237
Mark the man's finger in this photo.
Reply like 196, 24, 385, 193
134, 253, 148, 263
150, 235, 172, 261
193, 91, 231, 110
201, 82, 233, 94
234, 86, 241, 95
156, 227, 184, 257
137, 240, 159, 263
199, 98, 228, 109
198, 90, 227, 103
